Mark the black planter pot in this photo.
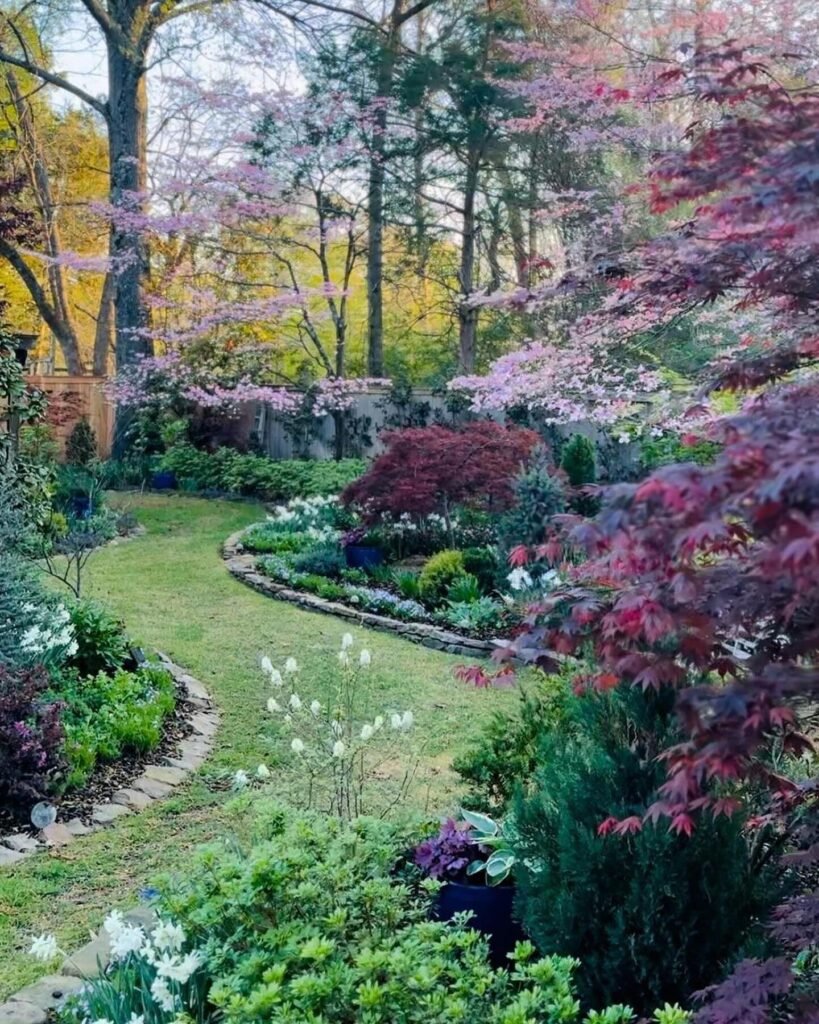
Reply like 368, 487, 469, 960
344, 543, 384, 570
436, 881, 524, 968
151, 470, 178, 491
69, 494, 93, 519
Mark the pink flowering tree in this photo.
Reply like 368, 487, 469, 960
105, 80, 391, 457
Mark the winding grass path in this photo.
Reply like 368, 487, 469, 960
0, 494, 512, 999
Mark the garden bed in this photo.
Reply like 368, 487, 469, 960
223, 532, 498, 658
0, 656, 217, 865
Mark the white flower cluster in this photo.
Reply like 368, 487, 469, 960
261, 634, 412, 763
506, 567, 563, 594
20, 603, 77, 660
29, 912, 203, 1019
268, 494, 340, 534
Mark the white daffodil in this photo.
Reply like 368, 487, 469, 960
260, 656, 274, 675
401, 710, 414, 731
341, 632, 354, 649
284, 657, 299, 674
150, 976, 177, 1012
103, 909, 125, 938
359, 649, 371, 668
232, 770, 249, 790
338, 650, 351, 667
267, 697, 281, 713
373, 715, 384, 731
390, 713, 403, 730
507, 567, 533, 592
310, 700, 321, 717
332, 740, 346, 758
360, 723, 374, 741
331, 719, 343, 736
291, 738, 305, 754
256, 764, 271, 780
152, 920, 186, 953
109, 924, 146, 961
28, 933, 59, 962
289, 693, 303, 711
269, 668, 283, 687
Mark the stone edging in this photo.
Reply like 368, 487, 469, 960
0, 903, 156, 1024
0, 657, 218, 869
223, 530, 498, 659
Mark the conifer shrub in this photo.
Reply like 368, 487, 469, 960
510, 688, 779, 1014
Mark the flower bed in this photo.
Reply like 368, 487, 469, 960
230, 495, 537, 644
1, 590, 180, 834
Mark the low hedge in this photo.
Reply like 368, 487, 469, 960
160, 444, 366, 501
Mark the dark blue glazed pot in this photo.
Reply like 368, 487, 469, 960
436, 881, 524, 968
151, 470, 178, 491
344, 544, 384, 569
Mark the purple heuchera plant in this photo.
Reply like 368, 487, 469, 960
414, 818, 478, 880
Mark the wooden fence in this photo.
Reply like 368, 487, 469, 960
28, 375, 114, 458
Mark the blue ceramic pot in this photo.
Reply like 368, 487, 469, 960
436, 881, 523, 968
151, 470, 178, 491
344, 544, 384, 569
69, 495, 93, 519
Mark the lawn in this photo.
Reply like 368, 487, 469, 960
0, 493, 513, 1000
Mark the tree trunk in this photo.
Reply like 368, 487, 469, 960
365, 2, 404, 378
457, 140, 482, 373
93, 266, 116, 375
108, 47, 151, 374
5, 71, 85, 374
108, 46, 151, 455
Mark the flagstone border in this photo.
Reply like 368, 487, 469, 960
223, 530, 498, 660
0, 657, 218, 870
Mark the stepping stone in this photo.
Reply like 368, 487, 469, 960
144, 764, 186, 786
179, 738, 210, 756
179, 674, 210, 701
41, 824, 75, 848
3, 834, 39, 853
189, 712, 218, 737
92, 803, 131, 825
0, 1000, 47, 1024
61, 932, 110, 979
10, 976, 84, 1014
0, 847, 26, 867
63, 818, 91, 836
62, 907, 156, 978
132, 776, 173, 799
164, 755, 203, 771
112, 788, 153, 811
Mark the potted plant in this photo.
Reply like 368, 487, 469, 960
413, 811, 522, 967
151, 468, 178, 490
342, 525, 384, 569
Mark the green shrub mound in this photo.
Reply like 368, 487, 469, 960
418, 548, 466, 604
68, 806, 647, 1024
159, 444, 365, 500
509, 687, 779, 1014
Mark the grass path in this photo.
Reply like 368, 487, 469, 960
0, 494, 511, 999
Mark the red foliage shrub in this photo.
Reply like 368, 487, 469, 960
0, 664, 65, 818
342, 421, 541, 522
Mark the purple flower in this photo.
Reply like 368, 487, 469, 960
413, 818, 482, 881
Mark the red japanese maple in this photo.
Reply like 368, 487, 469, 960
342, 422, 541, 529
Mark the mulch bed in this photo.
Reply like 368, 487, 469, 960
0, 678, 194, 836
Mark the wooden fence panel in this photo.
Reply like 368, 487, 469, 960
27, 376, 114, 458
